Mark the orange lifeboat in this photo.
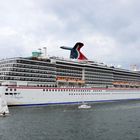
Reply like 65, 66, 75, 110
56, 76, 85, 83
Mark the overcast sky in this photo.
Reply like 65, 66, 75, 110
0, 0, 140, 69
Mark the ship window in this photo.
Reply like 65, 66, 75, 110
14, 89, 16, 91
10, 93, 13, 95
10, 89, 12, 91
5, 93, 8, 95
6, 88, 8, 91
14, 93, 17, 95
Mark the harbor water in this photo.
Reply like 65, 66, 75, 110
0, 101, 140, 140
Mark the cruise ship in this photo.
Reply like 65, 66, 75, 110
0, 42, 140, 106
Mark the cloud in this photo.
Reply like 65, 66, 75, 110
0, 27, 17, 36
0, 0, 140, 69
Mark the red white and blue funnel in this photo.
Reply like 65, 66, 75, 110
60, 42, 87, 60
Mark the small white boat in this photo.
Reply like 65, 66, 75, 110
78, 104, 91, 109
0, 105, 9, 117
0, 94, 9, 117
0, 112, 10, 117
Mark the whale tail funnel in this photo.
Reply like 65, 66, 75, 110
60, 42, 87, 60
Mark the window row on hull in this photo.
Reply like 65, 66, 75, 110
86, 81, 113, 84
114, 78, 140, 82
12, 68, 55, 75
16, 59, 52, 66
0, 67, 56, 75
85, 75, 113, 79
57, 73, 82, 77
85, 67, 112, 73
13, 63, 55, 71
1, 72, 56, 79
113, 71, 140, 77
0, 76, 56, 82
85, 78, 114, 82
57, 69, 82, 74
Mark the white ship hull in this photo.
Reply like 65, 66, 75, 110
2, 86, 140, 106
0, 43, 140, 106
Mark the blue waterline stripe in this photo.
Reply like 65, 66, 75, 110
9, 98, 140, 107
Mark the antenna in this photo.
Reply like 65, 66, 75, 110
38, 48, 42, 53
38, 48, 42, 57
130, 64, 137, 71
43, 47, 47, 57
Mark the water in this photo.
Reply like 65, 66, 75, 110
0, 101, 140, 140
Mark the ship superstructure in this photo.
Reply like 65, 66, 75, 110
0, 42, 140, 106
0, 56, 140, 88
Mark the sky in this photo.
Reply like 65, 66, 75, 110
0, 0, 140, 69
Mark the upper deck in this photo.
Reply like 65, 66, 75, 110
0, 51, 140, 88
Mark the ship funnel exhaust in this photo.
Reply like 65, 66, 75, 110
60, 42, 87, 60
